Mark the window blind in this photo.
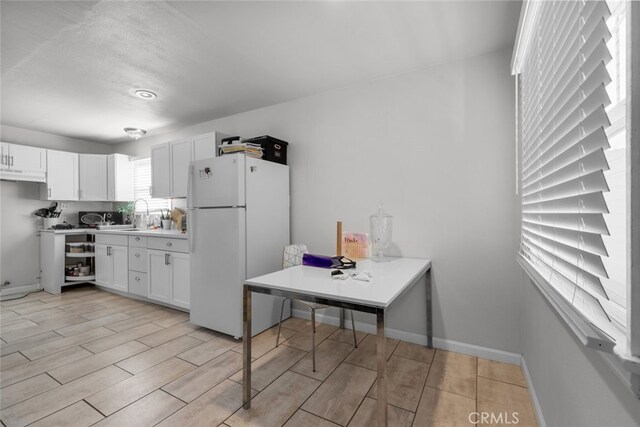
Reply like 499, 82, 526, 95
518, 0, 624, 339
132, 158, 171, 213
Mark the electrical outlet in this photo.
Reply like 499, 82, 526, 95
60, 203, 70, 209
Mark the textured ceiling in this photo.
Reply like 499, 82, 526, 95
1, 1, 520, 143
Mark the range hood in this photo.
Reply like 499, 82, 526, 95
0, 170, 46, 183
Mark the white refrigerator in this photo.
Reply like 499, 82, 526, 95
188, 153, 290, 338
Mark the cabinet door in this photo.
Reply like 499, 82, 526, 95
170, 138, 192, 198
170, 252, 190, 309
151, 143, 171, 198
79, 154, 108, 201
111, 245, 128, 292
148, 249, 171, 304
40, 233, 64, 294
129, 247, 147, 272
46, 150, 78, 201
9, 144, 46, 173
192, 133, 217, 161
0, 142, 9, 171
129, 272, 148, 297
95, 244, 113, 287
108, 154, 133, 201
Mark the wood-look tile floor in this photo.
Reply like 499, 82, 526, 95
0, 286, 538, 426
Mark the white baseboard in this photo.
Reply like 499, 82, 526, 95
291, 309, 522, 365
521, 356, 547, 427
431, 337, 523, 365
94, 285, 189, 313
0, 283, 42, 297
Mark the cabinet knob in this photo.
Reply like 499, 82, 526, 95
166, 242, 173, 247
135, 276, 140, 281
135, 253, 140, 258
135, 237, 140, 241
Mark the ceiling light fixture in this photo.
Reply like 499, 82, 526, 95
133, 89, 157, 100
124, 127, 147, 140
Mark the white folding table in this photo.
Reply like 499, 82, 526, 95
242, 257, 432, 426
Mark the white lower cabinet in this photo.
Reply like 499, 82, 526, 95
170, 252, 190, 308
128, 271, 148, 297
148, 249, 190, 309
128, 247, 147, 272
95, 243, 128, 292
41, 231, 188, 310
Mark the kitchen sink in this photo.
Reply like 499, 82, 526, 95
96, 224, 136, 231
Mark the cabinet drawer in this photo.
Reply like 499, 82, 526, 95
128, 247, 147, 272
148, 237, 189, 253
95, 234, 128, 246
128, 271, 147, 297
128, 235, 147, 248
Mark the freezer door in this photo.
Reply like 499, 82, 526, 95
189, 155, 245, 208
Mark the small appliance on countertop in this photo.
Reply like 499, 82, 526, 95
78, 211, 124, 228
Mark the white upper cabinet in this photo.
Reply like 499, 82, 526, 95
0, 142, 47, 182
108, 154, 133, 202
42, 149, 78, 201
150, 132, 225, 199
1, 142, 131, 201
192, 133, 217, 161
6, 144, 47, 173
170, 138, 192, 198
79, 154, 108, 201
151, 143, 171, 198
73, 153, 132, 202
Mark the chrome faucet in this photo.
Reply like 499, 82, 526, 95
133, 199, 149, 216
133, 199, 150, 228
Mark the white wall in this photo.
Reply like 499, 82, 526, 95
0, 125, 112, 288
116, 48, 522, 354
1, 125, 113, 155
522, 277, 640, 427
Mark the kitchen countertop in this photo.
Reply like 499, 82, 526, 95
39, 228, 188, 239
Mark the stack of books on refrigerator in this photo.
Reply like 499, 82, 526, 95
219, 139, 263, 159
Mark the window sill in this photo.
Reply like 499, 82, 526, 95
517, 254, 640, 398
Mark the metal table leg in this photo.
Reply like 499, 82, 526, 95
426, 270, 433, 348
339, 307, 345, 329
376, 308, 387, 426
242, 285, 252, 409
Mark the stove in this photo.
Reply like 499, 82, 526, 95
78, 211, 124, 228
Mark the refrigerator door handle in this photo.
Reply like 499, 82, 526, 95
188, 208, 195, 252
187, 163, 195, 253
187, 163, 194, 209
